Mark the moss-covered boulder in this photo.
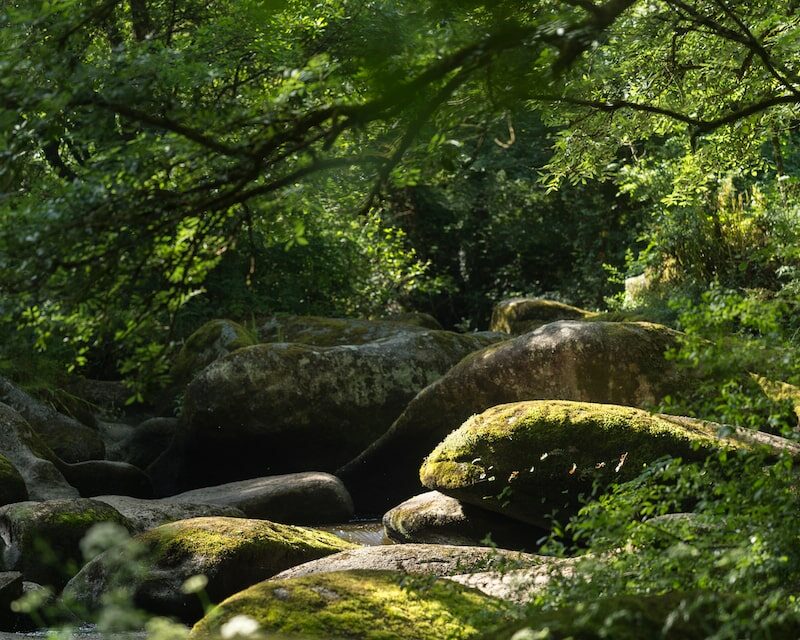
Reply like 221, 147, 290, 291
168, 472, 353, 524
171, 319, 258, 388
189, 570, 508, 640
62, 516, 357, 623
273, 544, 538, 581
338, 321, 687, 514
488, 591, 800, 640
0, 455, 28, 508
0, 499, 133, 588
172, 330, 497, 489
490, 298, 592, 334
0, 376, 105, 463
0, 403, 78, 500
383, 491, 544, 550
382, 312, 443, 330
106, 417, 179, 470
258, 314, 433, 346
420, 401, 793, 528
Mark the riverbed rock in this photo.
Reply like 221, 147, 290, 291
273, 544, 538, 581
92, 495, 246, 532
447, 556, 577, 604
171, 319, 258, 388
383, 491, 544, 550
382, 312, 443, 330
189, 569, 508, 640
0, 456, 27, 508
258, 314, 431, 346
58, 460, 153, 499
0, 376, 105, 463
490, 298, 591, 334
420, 401, 795, 528
106, 417, 179, 470
62, 516, 357, 623
0, 499, 132, 588
172, 330, 497, 489
168, 472, 353, 524
338, 321, 687, 514
0, 403, 77, 500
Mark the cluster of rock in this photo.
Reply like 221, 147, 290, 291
0, 299, 793, 638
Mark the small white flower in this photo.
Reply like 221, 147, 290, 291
221, 614, 261, 639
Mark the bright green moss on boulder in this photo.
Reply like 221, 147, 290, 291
190, 569, 509, 640
171, 319, 258, 387
0, 454, 27, 507
420, 401, 778, 528
62, 516, 357, 623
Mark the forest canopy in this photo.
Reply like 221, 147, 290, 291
1, 0, 799, 394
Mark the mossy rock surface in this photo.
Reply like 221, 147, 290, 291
338, 321, 685, 515
172, 319, 258, 387
0, 402, 77, 500
273, 543, 539, 581
0, 498, 132, 588
383, 491, 544, 550
487, 591, 800, 640
63, 516, 357, 623
258, 314, 434, 346
177, 330, 495, 487
0, 376, 105, 463
0, 454, 28, 507
490, 298, 592, 334
190, 569, 509, 640
419, 401, 783, 527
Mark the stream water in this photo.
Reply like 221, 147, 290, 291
316, 520, 392, 546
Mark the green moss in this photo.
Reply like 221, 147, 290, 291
139, 517, 357, 566
490, 299, 592, 334
190, 570, 509, 640
420, 401, 755, 528
172, 320, 258, 386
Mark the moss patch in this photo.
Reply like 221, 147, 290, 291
490, 298, 592, 334
420, 401, 759, 528
190, 570, 509, 640
139, 516, 356, 567
172, 320, 258, 386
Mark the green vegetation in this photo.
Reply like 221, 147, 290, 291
3, 0, 800, 638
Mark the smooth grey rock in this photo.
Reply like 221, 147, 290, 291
168, 472, 353, 524
383, 491, 545, 550
0, 403, 77, 500
93, 495, 245, 532
273, 543, 539, 581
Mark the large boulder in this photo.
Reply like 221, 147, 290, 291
273, 544, 539, 580
62, 516, 357, 623
171, 319, 258, 388
338, 321, 687, 514
490, 298, 591, 334
0, 499, 133, 589
171, 330, 497, 489
383, 491, 544, 550
0, 403, 77, 500
92, 495, 246, 532
168, 472, 353, 524
189, 570, 508, 640
420, 401, 795, 528
57, 460, 153, 499
258, 314, 431, 346
0, 376, 104, 463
